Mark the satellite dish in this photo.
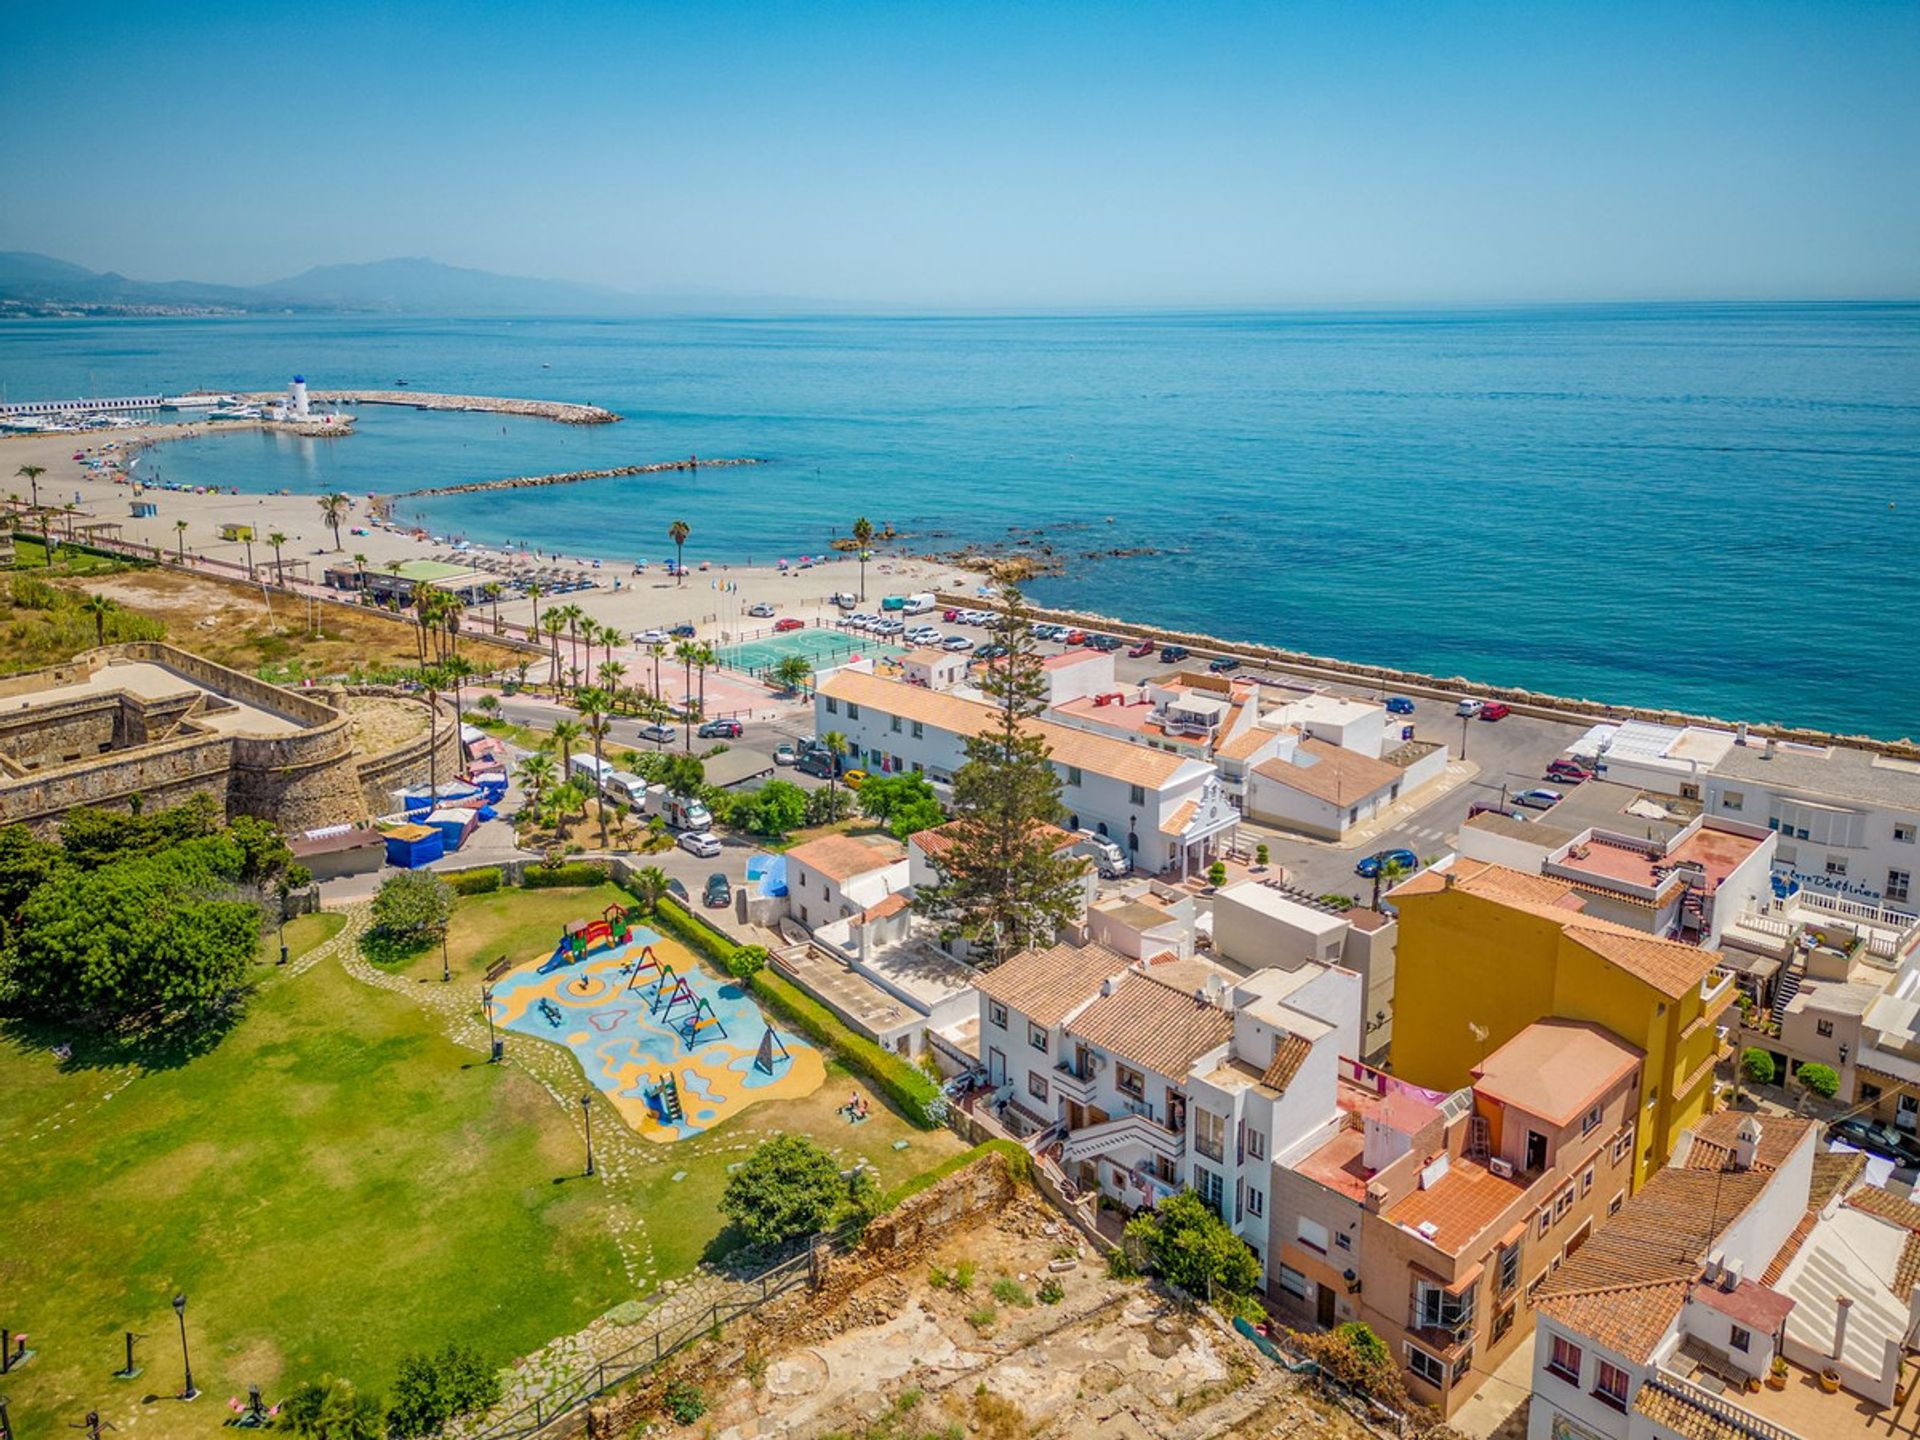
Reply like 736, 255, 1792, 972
1468, 1021, 1489, 1043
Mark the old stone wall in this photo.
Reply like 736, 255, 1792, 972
0, 731, 235, 833
351, 691, 462, 814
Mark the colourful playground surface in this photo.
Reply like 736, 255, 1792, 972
490, 911, 825, 1142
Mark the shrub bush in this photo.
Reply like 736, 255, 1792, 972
1798, 1062, 1839, 1099
661, 1379, 706, 1425
721, 1134, 846, 1246
522, 861, 610, 889
448, 867, 503, 896
1740, 1048, 1776, 1085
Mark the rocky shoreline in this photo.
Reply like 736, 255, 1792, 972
392, 456, 762, 501
242, 389, 621, 425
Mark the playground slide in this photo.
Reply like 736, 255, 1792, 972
537, 940, 573, 975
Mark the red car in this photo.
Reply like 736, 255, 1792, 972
1480, 702, 1511, 721
1547, 760, 1594, 783
772, 618, 805, 633
1127, 639, 1156, 658
1063, 629, 1087, 646
943, 608, 960, 622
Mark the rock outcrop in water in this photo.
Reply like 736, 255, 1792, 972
392, 456, 762, 500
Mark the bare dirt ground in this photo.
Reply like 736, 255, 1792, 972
683, 1194, 1376, 1440
341, 693, 429, 754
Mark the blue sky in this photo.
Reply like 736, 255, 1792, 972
3, 1, 1916, 306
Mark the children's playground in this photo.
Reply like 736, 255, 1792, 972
489, 906, 826, 1141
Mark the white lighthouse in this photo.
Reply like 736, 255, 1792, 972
288, 375, 310, 418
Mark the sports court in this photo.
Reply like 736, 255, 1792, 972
714, 626, 906, 678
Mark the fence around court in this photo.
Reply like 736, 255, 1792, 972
714, 626, 904, 679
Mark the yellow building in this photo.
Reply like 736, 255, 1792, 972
1390, 860, 1732, 1188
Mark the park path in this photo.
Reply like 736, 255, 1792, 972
323, 900, 796, 1437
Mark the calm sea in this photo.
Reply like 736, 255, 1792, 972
3, 306, 1916, 738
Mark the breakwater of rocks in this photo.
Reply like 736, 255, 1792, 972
242, 389, 621, 424
392, 456, 763, 501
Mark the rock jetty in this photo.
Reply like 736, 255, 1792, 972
393, 456, 762, 500
242, 389, 620, 425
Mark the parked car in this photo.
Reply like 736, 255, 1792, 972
1547, 760, 1594, 784
942, 635, 975, 652
796, 750, 837, 779
1208, 655, 1242, 673
669, 623, 697, 639
1456, 698, 1484, 718
1828, 1117, 1920, 1168
697, 718, 743, 739
748, 602, 776, 618
703, 872, 732, 908
1355, 848, 1420, 879
666, 878, 690, 903
1512, 788, 1564, 810
773, 742, 797, 765
975, 643, 1008, 661
1063, 629, 1087, 646
1480, 702, 1512, 721
1128, 638, 1157, 658
1160, 645, 1191, 664
677, 831, 723, 859
943, 608, 961, 622
1086, 634, 1120, 651
773, 617, 805, 633
842, 768, 869, 790
633, 627, 670, 644
1386, 696, 1416, 715
1468, 801, 1531, 821
636, 722, 677, 745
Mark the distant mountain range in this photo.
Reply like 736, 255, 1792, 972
0, 252, 763, 316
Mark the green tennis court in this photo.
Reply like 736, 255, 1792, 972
715, 626, 907, 677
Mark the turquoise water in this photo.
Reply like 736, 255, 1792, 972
2, 307, 1915, 737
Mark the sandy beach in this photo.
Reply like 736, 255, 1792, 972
1, 423, 981, 646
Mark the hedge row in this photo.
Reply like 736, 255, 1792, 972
640, 894, 948, 1129
523, 861, 613, 889
449, 867, 504, 895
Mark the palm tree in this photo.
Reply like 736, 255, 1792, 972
267, 531, 287, 582
525, 581, 544, 640
15, 464, 44, 514
577, 688, 613, 850
821, 728, 849, 799
647, 641, 666, 701
1369, 854, 1412, 912
599, 659, 627, 696
352, 552, 369, 594
484, 581, 504, 633
442, 654, 476, 731
414, 663, 450, 795
174, 518, 189, 563
632, 865, 670, 913
241, 528, 255, 577
561, 605, 585, 684
673, 641, 699, 748
551, 719, 583, 773
693, 643, 716, 724
852, 515, 874, 600
668, 519, 690, 585
516, 750, 556, 807
79, 593, 117, 646
317, 492, 350, 550
772, 653, 813, 695
540, 609, 568, 693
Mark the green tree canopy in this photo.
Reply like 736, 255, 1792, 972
3, 834, 260, 1026
283, 1377, 386, 1440
1740, 1047, 1776, 1085
1122, 1189, 1261, 1301
728, 779, 810, 839
385, 1343, 503, 1439
370, 870, 454, 949
912, 581, 1089, 962
1798, 1062, 1839, 1098
719, 1134, 845, 1247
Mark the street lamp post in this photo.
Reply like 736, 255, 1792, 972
441, 930, 451, 984
580, 1093, 596, 1177
1459, 713, 1469, 763
0, 1393, 11, 1440
482, 983, 501, 1063
171, 1294, 197, 1401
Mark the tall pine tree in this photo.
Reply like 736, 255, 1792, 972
914, 578, 1089, 964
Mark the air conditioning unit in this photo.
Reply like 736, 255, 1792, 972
1489, 1157, 1515, 1179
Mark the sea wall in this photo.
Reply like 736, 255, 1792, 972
243, 389, 620, 425
391, 455, 761, 501
345, 686, 464, 812
939, 591, 1920, 759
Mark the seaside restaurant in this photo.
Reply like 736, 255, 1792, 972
324, 558, 494, 607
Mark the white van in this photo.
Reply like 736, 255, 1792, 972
603, 770, 648, 810
901, 592, 936, 615
569, 753, 616, 789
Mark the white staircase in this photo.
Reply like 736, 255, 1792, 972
1061, 1112, 1185, 1166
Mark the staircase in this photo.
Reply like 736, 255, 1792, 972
1061, 1112, 1184, 1166
657, 1072, 684, 1124
1771, 955, 1806, 1027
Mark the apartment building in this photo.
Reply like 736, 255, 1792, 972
1574, 719, 1920, 914
781, 832, 909, 928
1210, 880, 1397, 1061
817, 669, 1237, 875
1269, 1021, 1643, 1419
1390, 860, 1732, 1186
1529, 1110, 1920, 1440
973, 939, 1360, 1281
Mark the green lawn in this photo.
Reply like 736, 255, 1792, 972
2, 887, 966, 1438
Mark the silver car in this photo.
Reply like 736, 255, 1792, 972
677, 830, 723, 858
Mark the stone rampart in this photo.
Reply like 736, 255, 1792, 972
349, 689, 464, 814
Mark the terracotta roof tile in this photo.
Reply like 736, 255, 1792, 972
1386, 1157, 1529, 1257
1066, 971, 1233, 1081
911, 817, 1078, 865
1472, 1020, 1642, 1127
1215, 724, 1286, 762
1535, 1167, 1774, 1362
973, 940, 1131, 1028
1682, 1112, 1810, 1175
784, 832, 908, 884
1847, 1183, 1920, 1233
1159, 799, 1199, 836
1634, 1377, 1771, 1440
1261, 1034, 1313, 1093
1252, 738, 1402, 805
821, 670, 1198, 788
857, 893, 911, 923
